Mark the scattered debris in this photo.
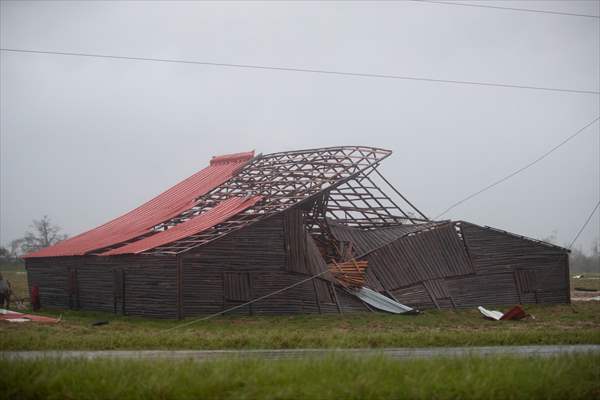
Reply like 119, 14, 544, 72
572, 275, 584, 279
478, 305, 529, 321
0, 308, 61, 324
500, 305, 528, 320
329, 259, 368, 288
478, 306, 504, 321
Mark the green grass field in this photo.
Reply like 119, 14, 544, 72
2, 264, 599, 399
1, 302, 599, 350
2, 354, 599, 400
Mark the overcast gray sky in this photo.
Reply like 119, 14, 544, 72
1, 0, 599, 252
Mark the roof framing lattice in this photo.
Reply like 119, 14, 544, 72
142, 146, 404, 255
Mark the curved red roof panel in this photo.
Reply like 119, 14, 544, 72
24, 151, 254, 258
102, 196, 261, 255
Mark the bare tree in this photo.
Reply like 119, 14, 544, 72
20, 216, 68, 254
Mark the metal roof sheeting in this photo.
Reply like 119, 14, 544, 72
102, 196, 262, 255
24, 151, 254, 258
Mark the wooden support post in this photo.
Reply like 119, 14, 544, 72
330, 281, 343, 314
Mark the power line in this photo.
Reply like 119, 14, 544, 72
1, 47, 598, 95
569, 200, 600, 249
413, 0, 600, 19
164, 270, 329, 331
435, 116, 600, 219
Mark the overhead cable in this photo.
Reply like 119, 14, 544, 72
568, 200, 600, 249
413, 0, 600, 19
1, 48, 598, 95
435, 116, 600, 219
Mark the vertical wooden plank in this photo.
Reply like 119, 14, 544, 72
330, 282, 342, 314
121, 269, 126, 315
564, 254, 571, 304
423, 282, 441, 310
512, 270, 522, 304
312, 279, 322, 314
247, 272, 254, 316
112, 268, 119, 314
176, 255, 184, 320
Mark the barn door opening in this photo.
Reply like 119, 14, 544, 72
223, 272, 252, 315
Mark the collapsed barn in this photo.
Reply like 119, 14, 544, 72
24, 146, 570, 318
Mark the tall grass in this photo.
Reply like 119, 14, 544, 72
1, 354, 598, 400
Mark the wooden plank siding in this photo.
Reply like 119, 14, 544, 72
181, 211, 331, 317
359, 222, 569, 309
25, 255, 178, 318
363, 223, 474, 292
23, 214, 570, 318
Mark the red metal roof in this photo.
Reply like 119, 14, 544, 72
102, 196, 261, 255
24, 151, 254, 258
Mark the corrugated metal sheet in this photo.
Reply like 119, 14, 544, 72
24, 151, 254, 258
103, 196, 261, 255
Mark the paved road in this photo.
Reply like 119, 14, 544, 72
2, 345, 599, 361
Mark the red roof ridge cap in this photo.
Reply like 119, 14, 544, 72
210, 151, 255, 166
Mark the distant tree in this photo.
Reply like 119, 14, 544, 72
20, 216, 68, 254
542, 232, 599, 274
569, 238, 600, 274
8, 238, 24, 259
0, 246, 9, 262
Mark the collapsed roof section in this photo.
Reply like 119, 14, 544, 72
25, 146, 430, 258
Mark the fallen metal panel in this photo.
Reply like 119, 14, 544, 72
478, 306, 503, 321
352, 287, 413, 314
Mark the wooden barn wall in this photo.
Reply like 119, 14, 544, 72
26, 257, 83, 309
182, 214, 287, 316
364, 223, 474, 292
458, 222, 570, 306
25, 210, 354, 318
181, 211, 337, 317
364, 222, 569, 309
25, 255, 178, 318
284, 208, 329, 276
328, 222, 426, 256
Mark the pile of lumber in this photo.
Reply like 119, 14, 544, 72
328, 259, 368, 288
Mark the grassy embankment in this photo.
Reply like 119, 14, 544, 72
2, 354, 599, 400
